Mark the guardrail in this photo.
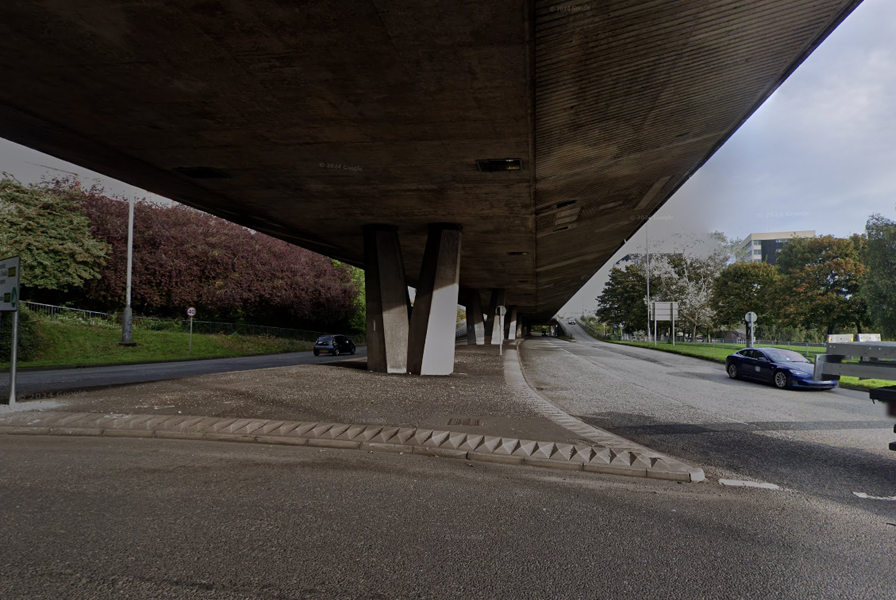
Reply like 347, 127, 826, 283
814, 341, 896, 451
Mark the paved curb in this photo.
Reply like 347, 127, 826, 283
0, 409, 698, 481
509, 339, 705, 482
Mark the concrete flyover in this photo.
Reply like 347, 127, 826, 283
0, 0, 862, 373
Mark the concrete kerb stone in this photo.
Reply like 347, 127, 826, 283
0, 346, 704, 483
0, 410, 696, 480
509, 340, 706, 483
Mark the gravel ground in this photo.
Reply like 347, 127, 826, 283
47, 345, 576, 441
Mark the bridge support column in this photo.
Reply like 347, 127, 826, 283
364, 225, 409, 374
507, 307, 518, 340
465, 290, 485, 345
408, 224, 462, 375
488, 289, 506, 346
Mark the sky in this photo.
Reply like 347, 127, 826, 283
1, 0, 893, 318
561, 0, 896, 317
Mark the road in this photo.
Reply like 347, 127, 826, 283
9, 348, 367, 398
522, 324, 896, 519
1, 436, 892, 599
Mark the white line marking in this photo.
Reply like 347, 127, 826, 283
853, 492, 896, 501
719, 479, 781, 490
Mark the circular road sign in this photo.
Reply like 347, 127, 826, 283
744, 311, 757, 324
187, 307, 197, 318
496, 305, 507, 317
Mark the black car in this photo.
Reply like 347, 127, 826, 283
725, 347, 837, 390
313, 335, 356, 357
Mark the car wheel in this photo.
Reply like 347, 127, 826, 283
726, 363, 739, 379
350, 346, 356, 355
333, 347, 340, 356
774, 371, 789, 389
313, 350, 320, 356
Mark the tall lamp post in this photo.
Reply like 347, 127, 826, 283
645, 221, 651, 343
120, 196, 136, 346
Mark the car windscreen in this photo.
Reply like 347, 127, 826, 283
316, 336, 333, 343
764, 349, 810, 363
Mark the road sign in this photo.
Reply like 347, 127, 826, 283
744, 311, 757, 324
187, 306, 197, 317
651, 301, 679, 321
496, 305, 507, 317
0, 256, 21, 312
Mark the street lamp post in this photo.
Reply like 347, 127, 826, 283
645, 222, 651, 343
120, 196, 136, 346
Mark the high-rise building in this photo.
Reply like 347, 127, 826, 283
738, 231, 815, 265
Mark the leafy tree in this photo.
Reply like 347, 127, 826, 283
652, 253, 726, 339
711, 262, 778, 331
0, 176, 108, 292
46, 179, 361, 329
596, 264, 650, 334
774, 235, 869, 335
862, 214, 896, 337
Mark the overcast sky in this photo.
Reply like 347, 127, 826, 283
1, 0, 893, 318
562, 0, 896, 317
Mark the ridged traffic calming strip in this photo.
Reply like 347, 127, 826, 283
0, 410, 698, 481
507, 341, 705, 483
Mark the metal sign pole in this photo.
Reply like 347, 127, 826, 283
189, 316, 193, 355
653, 303, 657, 347
9, 309, 18, 404
672, 310, 676, 346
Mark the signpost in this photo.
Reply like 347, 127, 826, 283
744, 311, 757, 348
187, 307, 196, 355
0, 257, 21, 405
496, 305, 506, 356
651, 301, 679, 347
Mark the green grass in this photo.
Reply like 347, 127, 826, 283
603, 339, 896, 392
7, 319, 318, 368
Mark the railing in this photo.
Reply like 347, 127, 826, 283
24, 301, 362, 344
24, 301, 112, 324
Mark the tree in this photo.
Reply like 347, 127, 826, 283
45, 179, 361, 329
0, 176, 108, 292
774, 235, 869, 335
862, 214, 896, 337
711, 262, 778, 331
596, 265, 650, 334
652, 253, 726, 339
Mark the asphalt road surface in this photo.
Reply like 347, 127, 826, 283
1, 436, 893, 599
522, 325, 896, 520
7, 348, 367, 398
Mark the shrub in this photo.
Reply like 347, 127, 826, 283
0, 307, 42, 362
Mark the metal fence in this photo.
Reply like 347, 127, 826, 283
24, 301, 360, 343
575, 321, 828, 358
24, 301, 112, 324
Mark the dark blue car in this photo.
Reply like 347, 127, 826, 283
313, 335, 356, 357
725, 347, 837, 390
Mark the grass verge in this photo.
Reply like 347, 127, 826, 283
5, 319, 319, 369
601, 338, 895, 392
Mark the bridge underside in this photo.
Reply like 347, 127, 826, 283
0, 0, 861, 370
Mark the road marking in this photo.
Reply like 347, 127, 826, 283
853, 492, 896, 501
719, 479, 781, 490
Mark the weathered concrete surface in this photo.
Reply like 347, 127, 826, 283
0, 1, 862, 321
364, 225, 409, 374
0, 409, 700, 481
407, 224, 462, 375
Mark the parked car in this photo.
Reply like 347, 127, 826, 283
313, 335, 356, 356
567, 318, 576, 325
725, 347, 836, 390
